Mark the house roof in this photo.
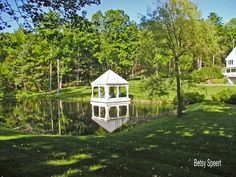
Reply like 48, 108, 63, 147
91, 69, 129, 86
225, 47, 236, 60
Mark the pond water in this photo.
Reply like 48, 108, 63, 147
0, 98, 173, 135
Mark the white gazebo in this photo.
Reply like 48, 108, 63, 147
223, 47, 236, 84
91, 69, 130, 103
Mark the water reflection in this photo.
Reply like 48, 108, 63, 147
0, 98, 173, 135
91, 102, 130, 132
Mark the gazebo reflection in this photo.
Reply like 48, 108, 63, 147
91, 102, 130, 132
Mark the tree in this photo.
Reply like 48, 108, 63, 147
151, 0, 203, 117
93, 10, 139, 76
0, 0, 100, 30
226, 18, 236, 49
36, 11, 63, 92
206, 13, 227, 66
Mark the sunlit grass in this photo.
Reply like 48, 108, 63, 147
22, 79, 236, 102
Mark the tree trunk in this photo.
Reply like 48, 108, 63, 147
168, 61, 171, 77
197, 56, 202, 70
58, 100, 61, 135
50, 100, 54, 133
174, 57, 182, 118
57, 59, 60, 95
49, 60, 52, 92
212, 54, 215, 66
77, 54, 80, 82
49, 48, 53, 92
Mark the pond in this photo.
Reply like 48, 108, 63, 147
0, 98, 173, 135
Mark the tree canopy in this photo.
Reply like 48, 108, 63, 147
1, 0, 236, 117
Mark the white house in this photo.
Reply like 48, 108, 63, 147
91, 69, 130, 103
223, 47, 236, 84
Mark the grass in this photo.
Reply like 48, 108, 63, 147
0, 102, 235, 177
23, 80, 236, 103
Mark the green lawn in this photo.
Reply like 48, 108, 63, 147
0, 102, 235, 177
28, 80, 236, 102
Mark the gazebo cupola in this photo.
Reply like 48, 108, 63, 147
91, 69, 130, 103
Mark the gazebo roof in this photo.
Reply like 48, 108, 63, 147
225, 47, 236, 61
91, 69, 129, 86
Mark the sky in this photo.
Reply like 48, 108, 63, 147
1, 0, 236, 32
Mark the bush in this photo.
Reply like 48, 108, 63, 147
226, 94, 236, 104
173, 92, 205, 106
212, 89, 236, 104
192, 66, 223, 83
211, 89, 234, 102
0, 91, 4, 101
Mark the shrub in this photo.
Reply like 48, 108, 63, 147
211, 89, 234, 102
173, 92, 205, 106
212, 89, 236, 104
0, 91, 4, 101
226, 94, 236, 104
192, 66, 223, 83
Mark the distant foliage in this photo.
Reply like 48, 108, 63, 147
212, 89, 236, 104
192, 66, 223, 83
173, 92, 205, 106
144, 75, 174, 99
0, 91, 4, 101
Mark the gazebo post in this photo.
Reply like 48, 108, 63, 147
116, 86, 119, 98
98, 106, 101, 118
105, 85, 109, 100
126, 85, 129, 98
117, 105, 120, 117
126, 104, 129, 117
105, 105, 109, 120
92, 86, 94, 98
98, 86, 101, 98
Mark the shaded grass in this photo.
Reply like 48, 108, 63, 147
0, 102, 236, 177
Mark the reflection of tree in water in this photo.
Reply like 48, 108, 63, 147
0, 98, 173, 135
0, 99, 97, 135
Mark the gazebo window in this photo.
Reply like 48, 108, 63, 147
100, 107, 106, 118
109, 86, 117, 98
93, 87, 99, 98
93, 106, 99, 117
119, 86, 128, 98
119, 105, 128, 117
100, 87, 105, 98
92, 105, 105, 118
109, 106, 118, 118
92, 86, 105, 98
